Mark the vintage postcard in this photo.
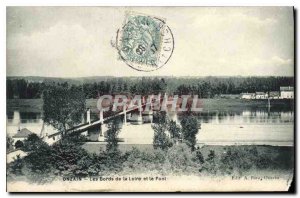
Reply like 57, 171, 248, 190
6, 7, 294, 192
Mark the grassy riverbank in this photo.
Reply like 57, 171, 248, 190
82, 143, 294, 173
7, 98, 294, 112
7, 133, 294, 185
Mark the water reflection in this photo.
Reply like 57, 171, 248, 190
7, 111, 53, 136
7, 109, 294, 130
176, 109, 293, 125
6, 108, 294, 146
7, 111, 42, 124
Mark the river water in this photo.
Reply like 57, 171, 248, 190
6, 106, 294, 146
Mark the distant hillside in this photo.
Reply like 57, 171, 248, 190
7, 75, 294, 99
7, 76, 117, 85
6, 75, 294, 84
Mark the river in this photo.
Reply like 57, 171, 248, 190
6, 102, 294, 146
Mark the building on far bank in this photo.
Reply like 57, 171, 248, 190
12, 128, 32, 144
269, 91, 280, 99
43, 131, 62, 145
12, 128, 33, 148
219, 94, 240, 99
280, 86, 294, 99
240, 93, 255, 99
255, 92, 268, 99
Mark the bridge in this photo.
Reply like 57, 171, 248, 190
46, 94, 165, 143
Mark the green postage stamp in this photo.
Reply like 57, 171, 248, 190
116, 12, 174, 72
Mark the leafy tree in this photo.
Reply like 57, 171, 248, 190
43, 83, 86, 136
180, 116, 199, 151
6, 79, 14, 99
105, 116, 123, 171
15, 79, 28, 98
152, 112, 172, 150
168, 120, 181, 143
106, 116, 122, 150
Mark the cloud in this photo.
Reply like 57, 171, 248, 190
6, 7, 294, 77
8, 22, 120, 77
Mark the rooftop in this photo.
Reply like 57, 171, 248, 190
12, 128, 33, 138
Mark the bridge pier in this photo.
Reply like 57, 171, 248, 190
137, 108, 143, 124
123, 105, 127, 125
99, 109, 104, 137
149, 96, 153, 123
98, 123, 107, 142
87, 108, 91, 124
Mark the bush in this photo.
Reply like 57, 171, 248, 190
87, 153, 108, 176
7, 155, 23, 176
24, 143, 53, 174
218, 146, 278, 174
200, 150, 218, 174
50, 141, 92, 177
180, 116, 199, 151
122, 147, 164, 173
15, 140, 24, 149
105, 147, 124, 173
195, 149, 205, 164
219, 147, 254, 174
7, 137, 14, 151
123, 144, 200, 175
21, 165, 57, 184
22, 134, 49, 152
166, 144, 197, 174
272, 147, 294, 170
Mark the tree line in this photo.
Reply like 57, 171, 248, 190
7, 76, 294, 99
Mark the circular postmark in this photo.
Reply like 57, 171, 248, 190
116, 13, 174, 72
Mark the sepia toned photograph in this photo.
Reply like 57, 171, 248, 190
6, 6, 294, 192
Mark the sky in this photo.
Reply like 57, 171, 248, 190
6, 7, 294, 77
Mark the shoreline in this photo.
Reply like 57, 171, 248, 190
6, 98, 294, 111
